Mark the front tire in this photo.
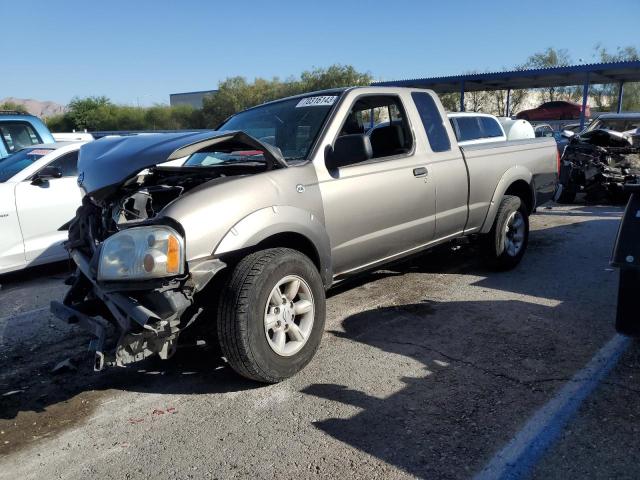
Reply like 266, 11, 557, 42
485, 195, 529, 270
217, 248, 326, 383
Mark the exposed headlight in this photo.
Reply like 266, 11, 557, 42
98, 226, 185, 281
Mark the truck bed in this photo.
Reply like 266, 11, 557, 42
460, 137, 558, 232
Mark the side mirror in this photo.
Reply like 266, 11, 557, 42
32, 165, 62, 185
561, 130, 575, 138
325, 134, 373, 170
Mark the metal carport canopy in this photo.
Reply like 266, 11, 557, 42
372, 61, 640, 93
373, 61, 640, 128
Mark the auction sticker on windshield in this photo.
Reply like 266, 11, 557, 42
296, 96, 337, 108
28, 149, 54, 156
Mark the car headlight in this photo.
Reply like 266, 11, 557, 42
98, 226, 185, 281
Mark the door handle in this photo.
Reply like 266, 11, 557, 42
413, 167, 428, 177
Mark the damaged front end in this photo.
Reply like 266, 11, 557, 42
51, 131, 281, 370
559, 129, 640, 203
52, 182, 225, 371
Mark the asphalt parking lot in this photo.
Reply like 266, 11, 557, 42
0, 203, 638, 479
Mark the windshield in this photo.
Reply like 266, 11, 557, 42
217, 94, 340, 162
0, 148, 53, 182
586, 117, 640, 133
184, 149, 267, 167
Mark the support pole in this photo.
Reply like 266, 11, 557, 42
505, 88, 512, 117
459, 81, 465, 112
617, 82, 625, 114
579, 74, 590, 131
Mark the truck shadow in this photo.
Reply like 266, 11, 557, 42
302, 292, 622, 478
300, 211, 623, 477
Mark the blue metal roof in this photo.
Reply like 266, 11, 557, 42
373, 61, 640, 93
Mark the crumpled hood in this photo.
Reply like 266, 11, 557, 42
77, 130, 287, 202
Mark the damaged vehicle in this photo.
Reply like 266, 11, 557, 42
557, 113, 640, 203
52, 86, 558, 383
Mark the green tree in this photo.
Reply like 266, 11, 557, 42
442, 70, 527, 115
589, 44, 640, 112
519, 47, 578, 103
486, 88, 528, 117
0, 101, 28, 113
202, 64, 372, 127
45, 96, 205, 132
66, 96, 114, 130
298, 64, 371, 92
438, 92, 461, 112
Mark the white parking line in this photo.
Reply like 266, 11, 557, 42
474, 334, 631, 480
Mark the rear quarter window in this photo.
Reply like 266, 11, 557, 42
479, 117, 504, 138
411, 92, 450, 152
455, 117, 483, 142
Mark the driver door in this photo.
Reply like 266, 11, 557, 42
319, 94, 436, 276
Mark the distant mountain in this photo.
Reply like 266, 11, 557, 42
0, 97, 65, 118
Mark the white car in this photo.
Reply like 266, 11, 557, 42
0, 141, 89, 274
52, 132, 95, 142
447, 112, 507, 146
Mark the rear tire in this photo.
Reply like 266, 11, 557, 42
484, 195, 529, 270
217, 248, 325, 383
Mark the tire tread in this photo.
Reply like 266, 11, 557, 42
217, 248, 323, 383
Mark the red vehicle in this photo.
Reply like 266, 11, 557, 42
516, 101, 590, 121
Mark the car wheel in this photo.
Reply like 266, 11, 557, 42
217, 248, 325, 383
485, 195, 529, 270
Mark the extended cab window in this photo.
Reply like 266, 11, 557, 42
340, 95, 413, 159
411, 92, 451, 152
0, 122, 42, 153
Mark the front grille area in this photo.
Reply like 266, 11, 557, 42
66, 198, 114, 257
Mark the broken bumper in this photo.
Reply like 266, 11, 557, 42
51, 301, 110, 370
50, 249, 199, 370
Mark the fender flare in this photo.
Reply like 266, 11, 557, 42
480, 166, 533, 234
214, 206, 333, 286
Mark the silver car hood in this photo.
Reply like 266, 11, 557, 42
77, 130, 287, 202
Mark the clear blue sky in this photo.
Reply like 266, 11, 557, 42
2, 0, 638, 106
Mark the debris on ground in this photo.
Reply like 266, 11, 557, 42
51, 358, 78, 374
2, 390, 23, 397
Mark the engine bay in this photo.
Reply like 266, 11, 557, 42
67, 162, 267, 255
